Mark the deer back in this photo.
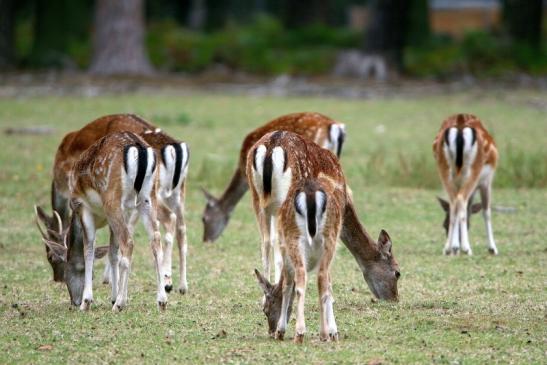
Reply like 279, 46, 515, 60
246, 131, 347, 211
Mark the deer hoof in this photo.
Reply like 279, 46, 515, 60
80, 298, 93, 311
329, 332, 339, 342
451, 247, 459, 256
178, 284, 188, 295
274, 330, 285, 341
488, 247, 498, 255
462, 248, 472, 256
294, 333, 304, 344
112, 304, 124, 313
158, 301, 167, 311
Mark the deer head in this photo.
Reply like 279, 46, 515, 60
35, 205, 108, 306
254, 269, 295, 336
437, 197, 482, 236
363, 230, 400, 301
201, 188, 229, 242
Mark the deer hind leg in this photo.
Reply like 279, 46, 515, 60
456, 195, 472, 255
479, 178, 498, 255
445, 199, 460, 255
80, 208, 96, 311
318, 239, 338, 341
293, 264, 307, 344
275, 267, 294, 341
111, 216, 132, 312
140, 199, 168, 311
108, 227, 119, 304
174, 202, 188, 294
259, 211, 272, 282
270, 214, 283, 283
158, 204, 175, 293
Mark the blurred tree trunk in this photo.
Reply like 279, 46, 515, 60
282, 0, 330, 28
188, 0, 206, 30
364, 0, 410, 72
90, 0, 153, 75
0, 0, 15, 70
503, 0, 543, 48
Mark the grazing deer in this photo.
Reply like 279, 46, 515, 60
248, 131, 399, 302
433, 113, 499, 255
256, 177, 343, 343
36, 114, 189, 294
68, 131, 165, 311
202, 112, 346, 243
35, 206, 109, 305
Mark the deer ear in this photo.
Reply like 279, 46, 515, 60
254, 268, 272, 294
471, 203, 482, 214
437, 197, 450, 212
43, 238, 67, 260
201, 187, 216, 202
378, 229, 392, 255
94, 246, 109, 259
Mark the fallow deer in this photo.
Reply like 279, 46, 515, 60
256, 177, 343, 343
433, 113, 499, 255
36, 114, 189, 294
59, 131, 166, 311
202, 112, 346, 243
248, 131, 399, 302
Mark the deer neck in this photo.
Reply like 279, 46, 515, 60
339, 202, 379, 270
218, 168, 249, 214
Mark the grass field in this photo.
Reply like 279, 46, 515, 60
0, 90, 545, 364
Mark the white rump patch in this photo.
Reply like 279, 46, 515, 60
461, 127, 478, 168
251, 145, 267, 196
160, 145, 177, 194
179, 142, 189, 183
271, 146, 292, 207
294, 192, 310, 245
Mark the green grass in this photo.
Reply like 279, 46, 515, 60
0, 91, 545, 364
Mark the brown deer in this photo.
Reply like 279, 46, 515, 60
248, 131, 399, 305
433, 113, 499, 255
202, 112, 346, 243
35, 114, 189, 294
255, 177, 343, 343
69, 131, 165, 311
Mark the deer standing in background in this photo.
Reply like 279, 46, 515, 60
433, 113, 499, 255
202, 112, 346, 243
248, 131, 399, 307
35, 114, 190, 295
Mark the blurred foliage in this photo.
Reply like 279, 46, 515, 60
147, 16, 360, 75
405, 31, 547, 78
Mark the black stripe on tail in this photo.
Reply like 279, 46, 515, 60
306, 193, 317, 238
336, 129, 345, 157
455, 130, 464, 169
171, 143, 183, 189
263, 153, 273, 197
124, 144, 148, 193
